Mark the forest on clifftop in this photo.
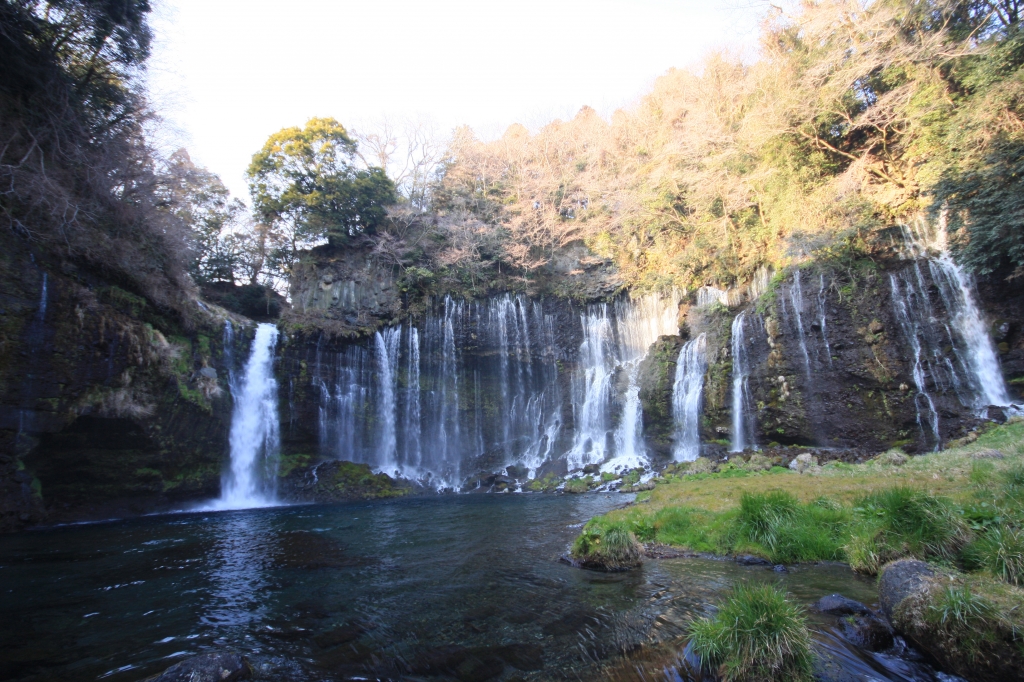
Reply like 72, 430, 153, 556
3, 0, 1024, 313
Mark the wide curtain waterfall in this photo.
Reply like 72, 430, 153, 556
312, 292, 680, 487
313, 295, 564, 488
889, 221, 1015, 447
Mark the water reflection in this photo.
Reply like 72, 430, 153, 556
200, 512, 274, 635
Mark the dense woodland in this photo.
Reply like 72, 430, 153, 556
3, 0, 1024, 313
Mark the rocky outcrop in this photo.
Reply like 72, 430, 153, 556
275, 459, 417, 503
287, 244, 403, 335
637, 334, 687, 457
0, 240, 241, 531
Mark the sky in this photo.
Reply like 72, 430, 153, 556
147, 0, 771, 200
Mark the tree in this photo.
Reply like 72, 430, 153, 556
159, 149, 243, 284
246, 117, 397, 252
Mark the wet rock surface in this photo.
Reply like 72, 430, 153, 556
143, 652, 253, 682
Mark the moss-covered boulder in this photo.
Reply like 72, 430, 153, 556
276, 459, 416, 503
879, 559, 1024, 682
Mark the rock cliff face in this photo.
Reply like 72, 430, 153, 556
3, 231, 1022, 531
0, 240, 243, 531
287, 246, 403, 335
662, 257, 1024, 455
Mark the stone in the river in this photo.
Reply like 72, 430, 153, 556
495, 643, 544, 671
877, 559, 934, 621
813, 594, 894, 651
505, 464, 528, 479
144, 652, 252, 682
735, 554, 771, 566
313, 623, 365, 648
582, 463, 601, 475
813, 594, 872, 616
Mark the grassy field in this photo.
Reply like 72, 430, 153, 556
572, 419, 1024, 572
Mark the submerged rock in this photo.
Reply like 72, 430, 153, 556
143, 652, 252, 682
813, 594, 894, 651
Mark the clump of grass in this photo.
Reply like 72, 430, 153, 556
688, 583, 814, 682
563, 477, 592, 494
852, 487, 969, 568
974, 527, 1024, 585
736, 491, 848, 563
570, 521, 643, 570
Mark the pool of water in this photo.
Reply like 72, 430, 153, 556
0, 494, 951, 681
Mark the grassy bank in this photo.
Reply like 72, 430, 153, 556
572, 419, 1024, 573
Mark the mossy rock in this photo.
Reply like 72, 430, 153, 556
276, 460, 415, 503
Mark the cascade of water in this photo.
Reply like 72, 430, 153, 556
567, 305, 615, 470
217, 323, 280, 509
672, 333, 707, 461
789, 270, 813, 383
817, 274, 833, 368
439, 297, 462, 473
402, 326, 422, 469
900, 221, 1012, 410
569, 292, 679, 472
729, 312, 757, 453
375, 326, 402, 473
889, 272, 942, 448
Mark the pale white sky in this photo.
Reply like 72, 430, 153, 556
147, 0, 771, 200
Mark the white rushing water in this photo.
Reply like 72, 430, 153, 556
567, 292, 680, 472
375, 326, 401, 473
729, 312, 756, 453
672, 333, 707, 461
215, 323, 281, 509
889, 220, 1015, 447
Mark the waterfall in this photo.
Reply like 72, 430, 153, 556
889, 271, 942, 448
567, 305, 616, 469
375, 326, 401, 473
568, 292, 680, 472
672, 334, 707, 461
217, 323, 281, 509
313, 293, 567, 488
402, 326, 422, 470
817, 275, 833, 368
900, 222, 1012, 409
789, 270, 813, 383
729, 312, 757, 453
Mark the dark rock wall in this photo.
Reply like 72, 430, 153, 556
0, 240, 243, 531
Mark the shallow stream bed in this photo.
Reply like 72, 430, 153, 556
0, 494, 953, 681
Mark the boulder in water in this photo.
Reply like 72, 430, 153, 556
143, 652, 252, 682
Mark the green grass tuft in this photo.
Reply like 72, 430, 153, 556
570, 521, 643, 570
688, 583, 814, 682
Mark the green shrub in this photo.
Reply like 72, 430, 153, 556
563, 477, 591, 494
631, 516, 656, 542
688, 583, 814, 681
742, 454, 773, 472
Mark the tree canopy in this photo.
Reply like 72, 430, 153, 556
247, 117, 397, 251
